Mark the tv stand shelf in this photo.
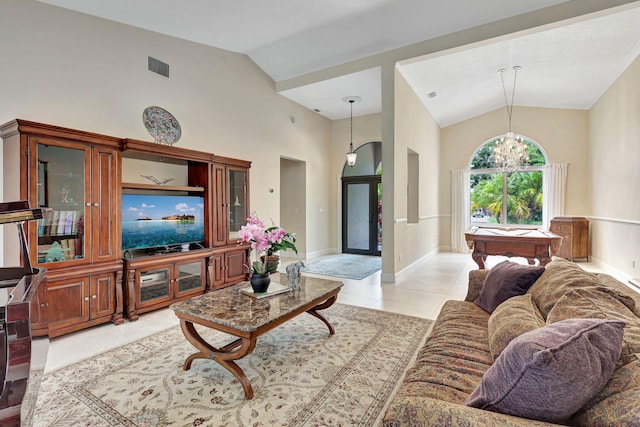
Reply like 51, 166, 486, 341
123, 248, 213, 320
121, 183, 205, 192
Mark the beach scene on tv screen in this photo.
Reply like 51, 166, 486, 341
122, 194, 205, 250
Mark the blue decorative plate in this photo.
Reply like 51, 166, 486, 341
142, 106, 181, 145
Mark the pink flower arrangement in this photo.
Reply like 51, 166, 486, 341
238, 214, 297, 274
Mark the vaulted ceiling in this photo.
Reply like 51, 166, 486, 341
38, 0, 640, 125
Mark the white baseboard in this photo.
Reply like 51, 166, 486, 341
588, 256, 639, 294
304, 248, 338, 260
381, 247, 440, 284
589, 256, 632, 281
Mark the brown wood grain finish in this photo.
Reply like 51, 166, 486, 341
465, 229, 562, 269
123, 250, 209, 319
549, 217, 589, 261
1, 119, 252, 337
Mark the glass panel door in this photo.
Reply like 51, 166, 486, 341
36, 144, 87, 264
342, 177, 382, 256
139, 268, 170, 303
346, 183, 370, 251
228, 169, 247, 241
176, 261, 203, 294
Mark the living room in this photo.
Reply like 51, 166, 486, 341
2, 1, 639, 283
1, 0, 639, 425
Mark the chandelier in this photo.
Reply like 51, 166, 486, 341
343, 96, 360, 166
494, 66, 529, 172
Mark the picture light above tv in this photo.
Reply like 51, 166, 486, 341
121, 193, 205, 253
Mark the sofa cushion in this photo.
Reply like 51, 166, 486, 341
487, 294, 544, 361
464, 318, 626, 424
474, 261, 545, 314
570, 357, 640, 426
547, 287, 640, 368
397, 300, 493, 404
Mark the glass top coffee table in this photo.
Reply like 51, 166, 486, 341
170, 273, 343, 400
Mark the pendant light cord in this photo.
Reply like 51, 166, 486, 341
500, 66, 520, 132
349, 99, 354, 151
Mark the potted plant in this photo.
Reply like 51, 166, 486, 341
238, 214, 297, 292
264, 224, 297, 272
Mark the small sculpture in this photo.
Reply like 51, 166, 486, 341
140, 175, 174, 185
45, 241, 66, 262
286, 261, 305, 289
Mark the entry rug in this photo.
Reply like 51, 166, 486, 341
32, 304, 432, 426
302, 254, 381, 280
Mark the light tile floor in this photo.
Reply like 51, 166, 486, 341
41, 252, 636, 372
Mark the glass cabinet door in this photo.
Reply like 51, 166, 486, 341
36, 144, 88, 264
227, 168, 247, 241
176, 261, 204, 294
139, 268, 171, 303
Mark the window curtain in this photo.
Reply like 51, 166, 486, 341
451, 169, 470, 252
542, 163, 568, 230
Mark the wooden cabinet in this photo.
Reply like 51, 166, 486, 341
210, 246, 249, 290
1, 120, 123, 337
1, 120, 253, 335
123, 250, 209, 320
44, 262, 123, 337
212, 156, 251, 247
27, 137, 120, 266
549, 216, 589, 261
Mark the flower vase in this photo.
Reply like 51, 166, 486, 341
250, 272, 271, 293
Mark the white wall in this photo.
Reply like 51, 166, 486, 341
0, 1, 333, 263
280, 158, 306, 256
393, 69, 441, 272
589, 55, 640, 279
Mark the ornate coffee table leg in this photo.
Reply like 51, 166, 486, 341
306, 295, 337, 335
179, 320, 257, 399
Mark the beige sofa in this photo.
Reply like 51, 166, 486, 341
383, 257, 640, 426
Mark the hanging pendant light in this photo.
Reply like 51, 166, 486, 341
494, 66, 529, 172
343, 96, 361, 166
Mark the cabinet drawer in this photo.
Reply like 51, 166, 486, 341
550, 223, 571, 234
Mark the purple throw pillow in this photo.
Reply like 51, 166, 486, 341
474, 261, 545, 313
465, 318, 625, 424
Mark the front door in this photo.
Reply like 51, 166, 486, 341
342, 176, 381, 255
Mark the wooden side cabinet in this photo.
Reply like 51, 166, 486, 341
1, 119, 123, 337
212, 156, 251, 247
44, 262, 124, 337
209, 246, 249, 290
549, 216, 589, 261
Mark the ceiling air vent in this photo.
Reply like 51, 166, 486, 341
148, 56, 169, 78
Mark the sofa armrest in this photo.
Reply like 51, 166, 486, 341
383, 396, 563, 427
466, 269, 489, 302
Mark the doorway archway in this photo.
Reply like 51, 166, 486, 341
341, 141, 382, 256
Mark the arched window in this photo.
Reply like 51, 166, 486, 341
469, 135, 547, 227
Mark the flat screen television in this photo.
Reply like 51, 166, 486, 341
121, 194, 205, 251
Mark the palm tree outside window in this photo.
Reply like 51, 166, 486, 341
469, 136, 547, 227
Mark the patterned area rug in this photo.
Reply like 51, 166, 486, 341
32, 303, 431, 426
302, 254, 381, 280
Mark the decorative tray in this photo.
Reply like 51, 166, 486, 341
240, 282, 291, 299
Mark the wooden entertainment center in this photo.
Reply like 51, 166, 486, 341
1, 119, 251, 337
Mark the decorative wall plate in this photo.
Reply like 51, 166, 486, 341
142, 106, 181, 145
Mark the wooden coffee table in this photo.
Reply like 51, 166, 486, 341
465, 228, 562, 269
170, 273, 343, 399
